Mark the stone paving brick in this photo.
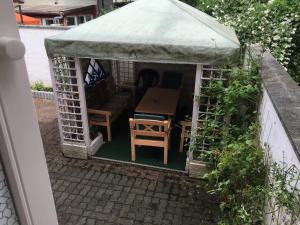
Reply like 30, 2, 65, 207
35, 99, 220, 225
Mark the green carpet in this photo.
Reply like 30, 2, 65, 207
94, 111, 187, 171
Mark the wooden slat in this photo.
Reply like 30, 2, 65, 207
62, 125, 83, 129
134, 139, 164, 148
56, 90, 79, 94
133, 130, 165, 137
87, 108, 112, 116
63, 138, 84, 143
53, 67, 76, 71
62, 131, 83, 135
61, 118, 82, 122
55, 82, 78, 87
59, 104, 81, 109
132, 119, 168, 126
57, 97, 80, 101
59, 111, 82, 116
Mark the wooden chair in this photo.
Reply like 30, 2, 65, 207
179, 120, 203, 152
129, 116, 171, 165
179, 121, 192, 153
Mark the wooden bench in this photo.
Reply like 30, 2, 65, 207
129, 115, 171, 165
86, 75, 131, 142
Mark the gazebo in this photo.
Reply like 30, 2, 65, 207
45, 0, 240, 174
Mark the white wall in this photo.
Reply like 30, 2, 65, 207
260, 87, 300, 225
19, 26, 67, 85
260, 87, 300, 170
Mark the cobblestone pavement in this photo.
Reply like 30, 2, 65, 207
35, 99, 220, 225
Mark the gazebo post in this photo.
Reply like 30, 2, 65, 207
189, 64, 202, 160
187, 64, 209, 176
74, 57, 91, 149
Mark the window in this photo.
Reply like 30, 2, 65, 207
77, 15, 85, 24
77, 15, 93, 25
42, 18, 54, 26
66, 15, 93, 26
85, 15, 92, 22
66, 16, 76, 26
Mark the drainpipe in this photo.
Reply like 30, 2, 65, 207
96, 0, 105, 15
14, 4, 24, 25
53, 12, 63, 25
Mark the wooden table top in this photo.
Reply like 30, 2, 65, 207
135, 87, 180, 116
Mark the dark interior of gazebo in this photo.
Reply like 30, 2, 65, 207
82, 59, 196, 171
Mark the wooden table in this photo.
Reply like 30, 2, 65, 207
135, 87, 180, 116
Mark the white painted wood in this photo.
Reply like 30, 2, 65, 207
75, 57, 91, 148
0, 37, 25, 60
49, 58, 65, 146
50, 56, 88, 147
0, 105, 32, 224
0, 1, 59, 224
189, 64, 203, 162
89, 133, 104, 156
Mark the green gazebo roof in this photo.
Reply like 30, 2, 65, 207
45, 0, 240, 64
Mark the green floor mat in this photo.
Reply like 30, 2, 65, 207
94, 111, 187, 171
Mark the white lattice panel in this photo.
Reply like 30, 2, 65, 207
50, 56, 86, 144
194, 65, 231, 155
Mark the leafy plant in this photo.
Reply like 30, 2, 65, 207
31, 81, 53, 92
196, 0, 300, 84
190, 57, 300, 224
265, 159, 300, 225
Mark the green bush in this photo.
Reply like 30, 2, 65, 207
204, 124, 267, 224
31, 81, 53, 92
192, 60, 300, 224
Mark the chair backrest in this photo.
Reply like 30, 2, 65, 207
129, 115, 170, 140
134, 113, 165, 121
160, 71, 183, 89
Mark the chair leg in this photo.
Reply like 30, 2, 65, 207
164, 141, 168, 165
179, 126, 185, 152
131, 143, 136, 162
107, 125, 112, 142
179, 138, 184, 153
106, 116, 112, 142
164, 148, 168, 165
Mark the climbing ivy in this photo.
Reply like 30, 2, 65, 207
191, 56, 300, 224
